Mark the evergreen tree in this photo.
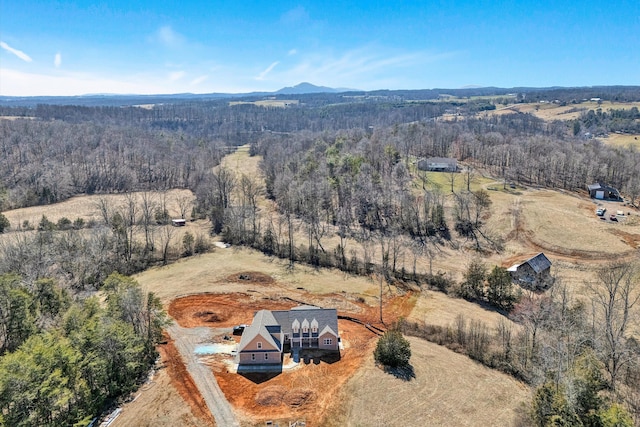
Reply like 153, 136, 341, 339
486, 266, 520, 311
374, 330, 411, 368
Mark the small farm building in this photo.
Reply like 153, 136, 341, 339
587, 183, 621, 200
171, 218, 186, 227
508, 253, 554, 291
417, 157, 458, 172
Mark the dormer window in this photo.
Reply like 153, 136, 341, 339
311, 318, 318, 333
302, 319, 309, 333
292, 319, 300, 333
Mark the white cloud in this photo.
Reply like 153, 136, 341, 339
0, 41, 33, 62
154, 26, 185, 47
256, 61, 279, 81
54, 52, 62, 68
274, 46, 457, 89
168, 71, 186, 81
288, 49, 297, 56
0, 68, 168, 96
190, 75, 208, 86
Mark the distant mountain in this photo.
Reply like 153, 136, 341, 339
274, 82, 350, 95
2, 85, 639, 107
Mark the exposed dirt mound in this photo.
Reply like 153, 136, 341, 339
284, 389, 316, 408
255, 385, 287, 406
168, 293, 296, 328
225, 271, 275, 285
194, 310, 222, 322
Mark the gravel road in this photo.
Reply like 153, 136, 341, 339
167, 324, 240, 427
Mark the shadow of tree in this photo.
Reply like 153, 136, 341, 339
383, 364, 416, 381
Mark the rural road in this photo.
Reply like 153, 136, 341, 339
167, 323, 240, 427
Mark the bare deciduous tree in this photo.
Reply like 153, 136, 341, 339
589, 261, 640, 390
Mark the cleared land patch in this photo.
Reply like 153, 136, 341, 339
336, 337, 529, 427
134, 247, 379, 303
484, 101, 640, 122
164, 284, 415, 426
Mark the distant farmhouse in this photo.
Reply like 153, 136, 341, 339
417, 157, 458, 172
587, 183, 621, 201
238, 306, 340, 367
508, 253, 554, 291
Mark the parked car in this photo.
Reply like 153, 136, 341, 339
610, 214, 618, 222
596, 207, 606, 216
233, 324, 248, 335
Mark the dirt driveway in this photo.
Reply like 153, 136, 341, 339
166, 323, 240, 426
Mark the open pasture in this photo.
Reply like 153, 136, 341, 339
336, 337, 529, 427
484, 101, 640, 122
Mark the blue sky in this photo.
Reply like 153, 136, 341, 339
1, 0, 639, 96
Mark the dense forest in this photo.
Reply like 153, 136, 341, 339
1, 86, 640, 425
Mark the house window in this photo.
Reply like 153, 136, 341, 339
284, 333, 289, 341
323, 338, 332, 345
264, 353, 269, 360
311, 326, 318, 333
251, 353, 256, 361
257, 342, 262, 349
303, 326, 308, 333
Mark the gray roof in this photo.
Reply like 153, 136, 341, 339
587, 183, 602, 191
523, 253, 552, 274
425, 157, 457, 164
239, 306, 339, 353
271, 307, 339, 337
238, 309, 282, 352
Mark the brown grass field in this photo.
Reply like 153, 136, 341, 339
335, 337, 529, 427
482, 101, 640, 122
599, 133, 640, 149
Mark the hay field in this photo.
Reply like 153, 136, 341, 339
134, 246, 379, 303
409, 290, 511, 330
483, 101, 640, 122
600, 133, 640, 149
334, 337, 529, 427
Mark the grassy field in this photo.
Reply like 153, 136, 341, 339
229, 99, 299, 108
599, 133, 640, 149
134, 246, 380, 303
483, 101, 640, 122
334, 337, 529, 427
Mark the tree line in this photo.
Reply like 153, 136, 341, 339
0, 192, 210, 290
0, 118, 225, 209
0, 273, 168, 426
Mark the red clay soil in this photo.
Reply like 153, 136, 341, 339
158, 334, 216, 425
165, 290, 415, 426
168, 293, 297, 328
213, 319, 378, 427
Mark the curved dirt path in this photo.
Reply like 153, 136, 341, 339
167, 323, 240, 427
